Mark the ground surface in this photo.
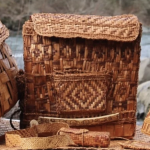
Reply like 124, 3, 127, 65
0, 118, 149, 150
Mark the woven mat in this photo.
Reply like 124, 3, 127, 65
0, 118, 150, 150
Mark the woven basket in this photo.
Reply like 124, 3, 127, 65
0, 21, 18, 117
22, 13, 142, 138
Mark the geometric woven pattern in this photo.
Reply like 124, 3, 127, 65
55, 73, 109, 116
31, 13, 140, 42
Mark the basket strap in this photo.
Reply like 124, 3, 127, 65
5, 122, 76, 149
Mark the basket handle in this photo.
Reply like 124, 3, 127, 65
38, 111, 135, 127
38, 113, 120, 127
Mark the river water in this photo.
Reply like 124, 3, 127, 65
6, 33, 150, 69
6, 35, 24, 69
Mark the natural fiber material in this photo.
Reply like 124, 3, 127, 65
29, 13, 140, 42
38, 113, 120, 126
58, 127, 110, 147
22, 13, 142, 138
5, 122, 76, 149
1, 125, 149, 150
0, 21, 18, 117
0, 21, 9, 45
55, 72, 111, 116
20, 135, 75, 149
134, 126, 150, 142
119, 140, 150, 150
141, 111, 150, 136
37, 111, 136, 139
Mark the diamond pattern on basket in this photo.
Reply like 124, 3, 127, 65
54, 73, 110, 116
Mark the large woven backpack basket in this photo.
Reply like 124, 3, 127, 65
0, 21, 18, 117
22, 13, 142, 139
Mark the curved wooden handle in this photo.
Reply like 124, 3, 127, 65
38, 113, 120, 127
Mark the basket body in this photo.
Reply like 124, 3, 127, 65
0, 21, 18, 117
22, 13, 142, 138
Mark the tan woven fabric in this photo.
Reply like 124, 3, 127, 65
119, 140, 150, 150
5, 122, 76, 149
27, 13, 140, 42
0, 124, 150, 150
2, 125, 150, 150
20, 135, 76, 149
134, 126, 150, 142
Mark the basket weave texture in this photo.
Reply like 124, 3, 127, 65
31, 13, 140, 42
2, 125, 150, 150
54, 71, 111, 116
22, 13, 141, 138
119, 140, 150, 150
5, 122, 75, 149
0, 21, 18, 117
141, 111, 150, 135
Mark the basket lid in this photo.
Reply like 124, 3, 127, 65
30, 13, 140, 42
0, 21, 9, 45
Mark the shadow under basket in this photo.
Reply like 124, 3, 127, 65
54, 71, 112, 118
